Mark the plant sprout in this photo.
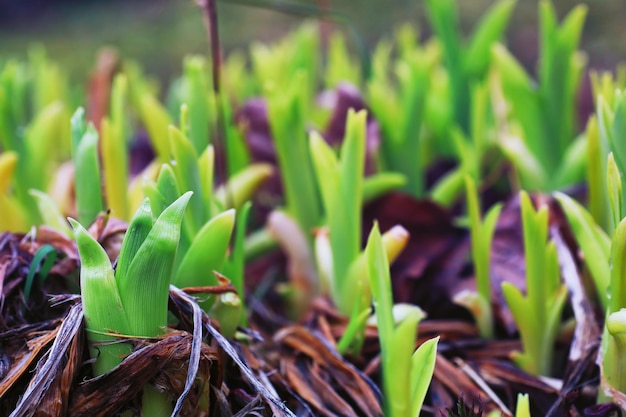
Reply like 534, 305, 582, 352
454, 176, 502, 338
502, 191, 567, 376
71, 192, 192, 416
366, 222, 438, 417
491, 1, 587, 191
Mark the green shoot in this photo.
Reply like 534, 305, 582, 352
181, 56, 212, 154
23, 244, 57, 305
310, 109, 365, 314
71, 108, 104, 226
325, 31, 361, 89
502, 192, 567, 376
425, 0, 516, 133
491, 2, 587, 191
602, 216, 626, 397
101, 74, 130, 221
367, 39, 433, 197
0, 152, 27, 231
366, 222, 438, 417
71, 192, 192, 416
515, 393, 531, 417
555, 192, 610, 309
454, 176, 501, 338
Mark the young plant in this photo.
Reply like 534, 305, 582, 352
367, 34, 434, 197
101, 74, 131, 221
491, 1, 587, 191
430, 81, 494, 206
265, 71, 322, 243
366, 222, 438, 417
250, 23, 319, 113
601, 216, 626, 400
310, 109, 365, 314
515, 394, 531, 417
143, 126, 269, 336
555, 190, 610, 310
310, 109, 409, 320
325, 31, 362, 89
558, 152, 626, 400
590, 85, 626, 233
454, 176, 502, 338
71, 108, 104, 226
0, 151, 27, 232
425, 0, 517, 133
71, 192, 192, 416
0, 54, 71, 227
501, 191, 568, 376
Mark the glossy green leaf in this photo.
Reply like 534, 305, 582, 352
183, 56, 211, 154
115, 199, 153, 288
70, 218, 131, 376
118, 192, 192, 337
71, 109, 103, 226
29, 189, 73, 237
409, 337, 439, 416
555, 192, 610, 308
173, 209, 235, 289
169, 125, 206, 235
466, 0, 517, 77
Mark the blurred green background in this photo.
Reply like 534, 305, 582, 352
0, 0, 623, 84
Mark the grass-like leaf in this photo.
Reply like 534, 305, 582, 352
70, 218, 131, 376
101, 74, 130, 220
118, 192, 191, 337
173, 208, 235, 290
502, 192, 567, 375
555, 192, 610, 308
71, 108, 103, 226
366, 222, 436, 416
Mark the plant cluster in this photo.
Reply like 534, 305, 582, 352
2, 0, 626, 416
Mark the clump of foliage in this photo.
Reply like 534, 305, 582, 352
5, 0, 626, 415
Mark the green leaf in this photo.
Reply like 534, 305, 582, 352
169, 126, 206, 235
29, 189, 73, 237
138, 93, 172, 161
555, 192, 610, 308
215, 163, 273, 211
552, 133, 587, 189
515, 393, 531, 417
117, 192, 192, 337
70, 218, 130, 376
466, 0, 517, 77
101, 74, 130, 220
366, 223, 395, 346
198, 145, 215, 215
362, 173, 406, 203
498, 133, 547, 189
409, 337, 439, 416
173, 209, 235, 289
72, 112, 104, 226
586, 116, 612, 233
24, 101, 69, 192
115, 199, 153, 288
609, 218, 626, 314
385, 312, 419, 416
425, 0, 468, 130
266, 70, 322, 237
607, 153, 622, 233
23, 244, 57, 304
183, 56, 211, 154
310, 131, 340, 215
610, 93, 626, 176
336, 109, 366, 277
223, 202, 252, 327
